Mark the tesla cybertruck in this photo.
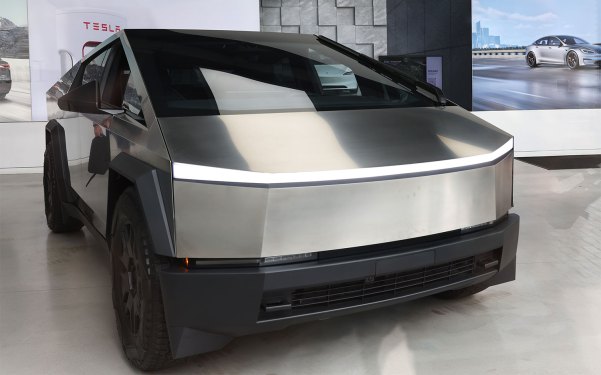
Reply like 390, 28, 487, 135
44, 29, 519, 370
526, 35, 601, 69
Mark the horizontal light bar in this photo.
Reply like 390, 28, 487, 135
261, 252, 317, 266
190, 258, 260, 266
185, 253, 317, 268
173, 139, 513, 185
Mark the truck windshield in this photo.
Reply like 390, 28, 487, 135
125, 30, 436, 117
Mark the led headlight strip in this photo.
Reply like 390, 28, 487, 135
173, 138, 513, 185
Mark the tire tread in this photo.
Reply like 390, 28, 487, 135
111, 188, 174, 371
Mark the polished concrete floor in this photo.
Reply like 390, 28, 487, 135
1, 160, 600, 374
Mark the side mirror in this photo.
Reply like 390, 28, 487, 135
88, 135, 110, 175
58, 80, 105, 114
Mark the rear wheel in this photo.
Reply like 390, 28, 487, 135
111, 187, 173, 371
435, 283, 489, 299
526, 52, 538, 68
43, 145, 83, 232
567, 51, 580, 70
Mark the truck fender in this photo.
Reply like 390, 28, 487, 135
108, 153, 175, 257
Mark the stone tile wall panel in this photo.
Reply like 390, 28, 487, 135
261, 0, 386, 58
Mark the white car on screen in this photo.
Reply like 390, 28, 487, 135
526, 35, 601, 70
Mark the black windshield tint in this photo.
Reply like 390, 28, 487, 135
125, 30, 435, 117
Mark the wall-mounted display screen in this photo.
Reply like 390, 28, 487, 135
0, 0, 30, 122
472, 0, 601, 111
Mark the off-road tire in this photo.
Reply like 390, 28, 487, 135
43, 146, 83, 232
435, 283, 489, 299
111, 187, 173, 371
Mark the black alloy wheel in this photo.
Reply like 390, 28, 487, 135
567, 51, 579, 70
111, 187, 172, 371
526, 52, 538, 68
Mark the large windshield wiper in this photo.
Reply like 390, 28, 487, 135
315, 35, 447, 106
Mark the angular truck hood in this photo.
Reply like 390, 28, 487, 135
165, 106, 515, 258
159, 106, 512, 179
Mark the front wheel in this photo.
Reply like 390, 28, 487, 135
567, 51, 580, 70
526, 52, 538, 68
111, 187, 173, 371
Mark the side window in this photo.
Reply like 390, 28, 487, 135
549, 38, 561, 46
61, 61, 81, 87
101, 44, 145, 123
81, 50, 109, 86
49, 60, 81, 98
537, 38, 548, 46
123, 73, 143, 117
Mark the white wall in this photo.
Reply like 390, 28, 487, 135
0, 122, 46, 173
0, 0, 260, 173
475, 109, 601, 157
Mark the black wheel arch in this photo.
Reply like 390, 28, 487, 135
45, 120, 75, 203
108, 153, 175, 257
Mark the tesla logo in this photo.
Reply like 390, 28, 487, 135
83, 21, 121, 32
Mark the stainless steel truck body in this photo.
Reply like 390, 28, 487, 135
44, 29, 519, 370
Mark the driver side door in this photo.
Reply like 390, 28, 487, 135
76, 41, 146, 236
546, 37, 566, 63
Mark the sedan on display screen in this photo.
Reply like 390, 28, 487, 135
44, 29, 519, 370
0, 58, 11, 99
526, 35, 601, 69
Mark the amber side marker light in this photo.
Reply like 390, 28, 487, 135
184, 257, 190, 268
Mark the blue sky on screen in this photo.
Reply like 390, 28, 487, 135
473, 0, 600, 46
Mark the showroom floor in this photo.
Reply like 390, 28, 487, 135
1, 160, 600, 375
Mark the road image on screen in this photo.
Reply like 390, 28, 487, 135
472, 0, 601, 111
0, 0, 31, 122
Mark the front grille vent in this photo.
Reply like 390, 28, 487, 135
260, 250, 500, 320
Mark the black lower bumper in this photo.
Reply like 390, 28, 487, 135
160, 213, 519, 358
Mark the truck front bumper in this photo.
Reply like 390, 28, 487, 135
160, 213, 519, 358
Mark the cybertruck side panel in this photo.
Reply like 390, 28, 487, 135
174, 152, 513, 259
